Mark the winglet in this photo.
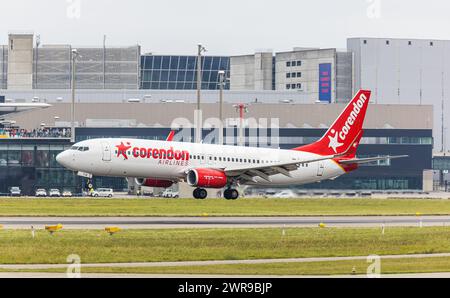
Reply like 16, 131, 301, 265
166, 131, 175, 142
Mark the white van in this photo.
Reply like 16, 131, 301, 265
91, 188, 114, 198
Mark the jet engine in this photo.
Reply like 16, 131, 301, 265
186, 168, 227, 188
135, 178, 174, 188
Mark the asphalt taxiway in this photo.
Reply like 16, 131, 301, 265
1, 215, 450, 229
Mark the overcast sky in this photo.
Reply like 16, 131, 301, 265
1, 0, 450, 55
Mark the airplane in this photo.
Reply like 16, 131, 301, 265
56, 90, 407, 200
0, 102, 51, 116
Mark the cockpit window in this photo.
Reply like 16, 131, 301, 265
71, 146, 78, 150
77, 147, 89, 152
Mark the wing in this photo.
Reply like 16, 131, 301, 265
223, 131, 363, 183
224, 153, 345, 183
338, 155, 408, 165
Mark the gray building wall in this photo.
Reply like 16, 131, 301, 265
275, 48, 353, 103
7, 33, 33, 90
6, 102, 433, 132
34, 45, 140, 89
348, 37, 450, 152
0, 89, 312, 104
230, 52, 273, 91
0, 45, 7, 89
336, 51, 353, 103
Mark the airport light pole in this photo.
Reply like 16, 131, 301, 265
233, 103, 249, 146
218, 70, 225, 145
196, 44, 206, 143
70, 49, 81, 143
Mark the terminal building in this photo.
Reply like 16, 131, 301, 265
0, 101, 433, 195
0, 32, 447, 195
348, 37, 450, 152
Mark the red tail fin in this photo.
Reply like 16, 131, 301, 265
294, 90, 371, 156
166, 131, 175, 142
343, 129, 364, 158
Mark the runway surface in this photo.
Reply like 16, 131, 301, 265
1, 215, 450, 229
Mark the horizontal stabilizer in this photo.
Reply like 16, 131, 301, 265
338, 155, 408, 165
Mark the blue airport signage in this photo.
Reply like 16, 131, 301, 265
319, 63, 332, 103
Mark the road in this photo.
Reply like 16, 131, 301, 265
1, 215, 450, 229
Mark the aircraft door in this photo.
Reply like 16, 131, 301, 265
102, 142, 111, 161
317, 162, 324, 176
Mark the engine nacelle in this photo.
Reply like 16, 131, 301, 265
135, 178, 174, 188
187, 168, 227, 189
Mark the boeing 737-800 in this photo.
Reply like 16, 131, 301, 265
56, 90, 406, 200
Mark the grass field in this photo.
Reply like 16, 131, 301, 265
1, 227, 450, 264
0, 197, 450, 216
14, 256, 450, 276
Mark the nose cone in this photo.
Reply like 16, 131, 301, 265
56, 151, 70, 168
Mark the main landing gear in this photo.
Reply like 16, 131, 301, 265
193, 188, 207, 199
224, 188, 239, 200
193, 187, 239, 200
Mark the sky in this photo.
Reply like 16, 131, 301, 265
1, 0, 450, 55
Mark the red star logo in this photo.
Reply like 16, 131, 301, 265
116, 141, 132, 160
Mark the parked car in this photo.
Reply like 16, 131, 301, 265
35, 188, 47, 197
10, 186, 21, 197
62, 190, 73, 197
272, 190, 297, 198
91, 188, 114, 198
161, 189, 179, 198
49, 189, 61, 197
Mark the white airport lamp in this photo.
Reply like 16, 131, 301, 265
71, 49, 81, 143
218, 70, 226, 145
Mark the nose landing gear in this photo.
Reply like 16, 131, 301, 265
193, 188, 207, 199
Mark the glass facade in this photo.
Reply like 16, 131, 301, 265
0, 141, 79, 195
0, 139, 128, 195
140, 55, 230, 90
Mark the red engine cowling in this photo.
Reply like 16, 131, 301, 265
187, 168, 227, 189
135, 178, 174, 188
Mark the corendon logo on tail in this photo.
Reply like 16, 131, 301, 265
115, 141, 190, 166
328, 92, 368, 153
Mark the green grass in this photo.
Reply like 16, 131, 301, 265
2, 227, 450, 264
4, 257, 450, 276
46, 257, 450, 275
0, 197, 450, 216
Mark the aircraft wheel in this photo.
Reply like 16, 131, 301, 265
224, 189, 239, 200
198, 188, 207, 199
193, 188, 207, 199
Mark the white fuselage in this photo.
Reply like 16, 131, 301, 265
57, 138, 346, 186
